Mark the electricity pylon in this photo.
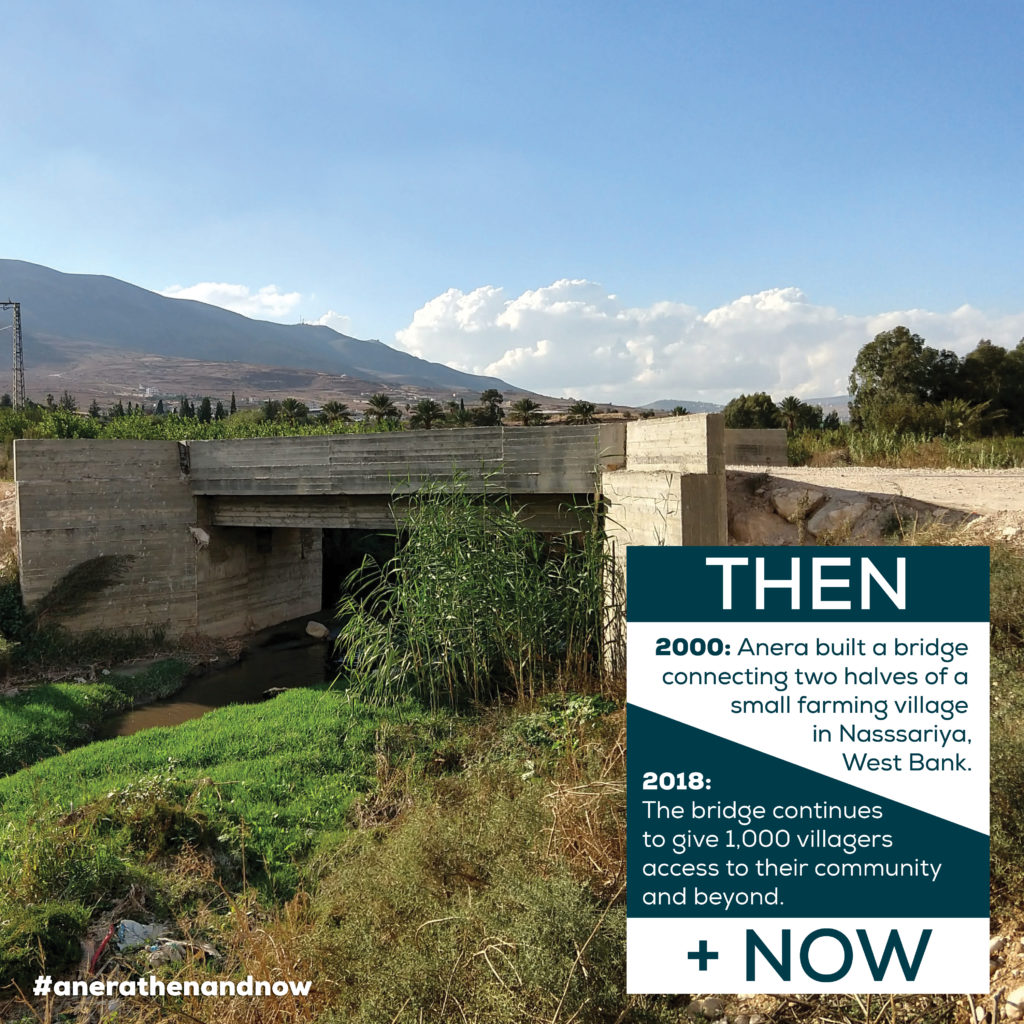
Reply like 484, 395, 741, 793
0, 301, 24, 408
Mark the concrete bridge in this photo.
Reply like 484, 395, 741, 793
13, 417, 786, 639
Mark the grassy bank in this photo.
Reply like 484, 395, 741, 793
0, 659, 187, 776
0, 689, 637, 1021
0, 689, 452, 990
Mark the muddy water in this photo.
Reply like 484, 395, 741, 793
99, 621, 334, 738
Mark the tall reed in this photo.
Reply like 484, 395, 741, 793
333, 483, 608, 706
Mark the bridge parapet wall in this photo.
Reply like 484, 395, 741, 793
188, 425, 625, 496
724, 427, 788, 465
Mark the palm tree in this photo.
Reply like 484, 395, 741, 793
320, 400, 352, 423
280, 397, 310, 424
565, 400, 596, 425
445, 399, 473, 427
508, 397, 545, 425
409, 398, 444, 429
366, 393, 400, 424
778, 395, 804, 433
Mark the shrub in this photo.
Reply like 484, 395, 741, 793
335, 484, 608, 706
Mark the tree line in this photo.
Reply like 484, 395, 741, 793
0, 387, 611, 438
722, 327, 1024, 440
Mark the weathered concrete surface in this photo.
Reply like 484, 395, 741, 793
604, 416, 728, 550
189, 424, 625, 496
603, 415, 728, 673
750, 465, 1024, 515
725, 428, 788, 466
15, 440, 323, 636
205, 493, 592, 533
626, 414, 724, 475
195, 524, 322, 638
14, 420, 721, 642
14, 427, 628, 638
16, 440, 199, 634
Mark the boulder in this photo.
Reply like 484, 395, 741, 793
730, 508, 800, 546
770, 486, 827, 522
306, 620, 330, 640
805, 498, 872, 540
700, 997, 726, 1018
1007, 985, 1024, 1021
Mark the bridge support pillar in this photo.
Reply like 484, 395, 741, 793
601, 415, 727, 676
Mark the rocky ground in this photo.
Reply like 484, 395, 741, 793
727, 468, 1024, 548
745, 466, 1024, 516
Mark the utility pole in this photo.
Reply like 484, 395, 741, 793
0, 301, 24, 408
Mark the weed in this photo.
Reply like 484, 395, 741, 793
335, 482, 609, 707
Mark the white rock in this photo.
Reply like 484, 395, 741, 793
305, 620, 330, 640
806, 498, 872, 539
991, 936, 1007, 955
701, 997, 726, 1017
771, 486, 827, 522
974, 1005, 987, 1022
729, 508, 800, 546
189, 526, 211, 549
1005, 985, 1024, 1020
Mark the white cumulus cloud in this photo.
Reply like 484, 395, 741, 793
394, 279, 1024, 404
161, 281, 303, 320
312, 310, 353, 335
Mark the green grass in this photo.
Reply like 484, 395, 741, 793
0, 688, 449, 885
788, 425, 1024, 468
0, 659, 186, 775
0, 688, 452, 990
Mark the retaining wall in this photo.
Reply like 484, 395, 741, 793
724, 428, 788, 465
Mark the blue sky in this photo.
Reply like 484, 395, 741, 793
3, 1, 1023, 403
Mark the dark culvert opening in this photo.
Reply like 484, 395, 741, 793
321, 528, 399, 613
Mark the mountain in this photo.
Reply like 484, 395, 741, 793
642, 399, 725, 413
0, 260, 520, 397
645, 396, 851, 421
806, 395, 851, 420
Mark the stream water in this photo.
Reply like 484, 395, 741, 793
98, 618, 334, 738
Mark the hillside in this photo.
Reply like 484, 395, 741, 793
0, 260, 524, 403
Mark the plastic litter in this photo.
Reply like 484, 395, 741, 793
146, 937, 220, 965
115, 919, 167, 950
146, 939, 186, 965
